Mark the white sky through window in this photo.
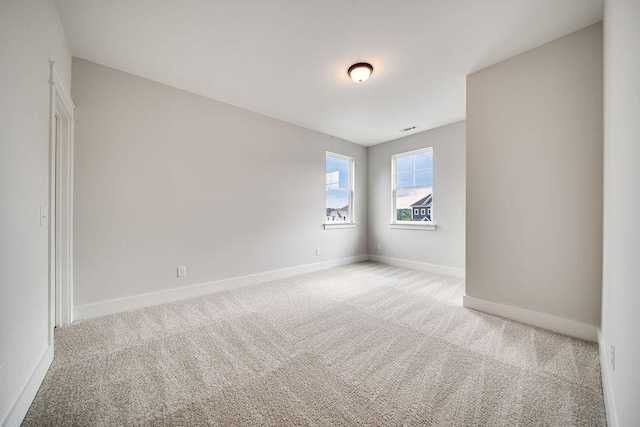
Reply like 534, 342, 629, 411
326, 155, 351, 210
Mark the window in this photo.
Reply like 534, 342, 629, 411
391, 147, 434, 229
325, 152, 355, 227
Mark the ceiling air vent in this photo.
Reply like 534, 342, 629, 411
400, 126, 417, 133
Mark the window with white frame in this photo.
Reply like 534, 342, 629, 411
326, 152, 354, 223
392, 147, 433, 224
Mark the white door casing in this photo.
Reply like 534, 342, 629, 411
49, 61, 75, 336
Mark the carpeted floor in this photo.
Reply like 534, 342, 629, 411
24, 262, 606, 426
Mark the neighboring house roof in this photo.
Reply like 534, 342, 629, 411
410, 194, 433, 207
327, 205, 349, 212
328, 208, 348, 219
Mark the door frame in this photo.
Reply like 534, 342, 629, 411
48, 61, 75, 340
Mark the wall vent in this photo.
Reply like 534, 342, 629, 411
400, 126, 417, 133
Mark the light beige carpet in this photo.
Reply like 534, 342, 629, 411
24, 262, 605, 426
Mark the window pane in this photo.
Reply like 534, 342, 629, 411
415, 151, 433, 170
396, 155, 413, 173
326, 171, 339, 189
326, 155, 350, 189
396, 172, 414, 188
415, 168, 433, 186
326, 189, 350, 222
396, 186, 432, 222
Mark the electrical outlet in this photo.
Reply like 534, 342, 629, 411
610, 342, 615, 371
377, 243, 382, 250
315, 248, 320, 256
177, 266, 187, 277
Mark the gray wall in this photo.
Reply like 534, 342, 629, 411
0, 0, 71, 424
601, 0, 640, 424
466, 23, 603, 326
367, 122, 466, 271
72, 58, 367, 308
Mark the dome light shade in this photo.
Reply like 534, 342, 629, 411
348, 62, 373, 83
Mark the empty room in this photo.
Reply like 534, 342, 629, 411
1, 0, 639, 425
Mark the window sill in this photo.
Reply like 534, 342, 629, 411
324, 223, 357, 230
389, 223, 436, 231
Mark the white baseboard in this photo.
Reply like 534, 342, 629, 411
597, 328, 618, 427
2, 345, 53, 427
73, 255, 369, 321
462, 295, 598, 342
368, 254, 465, 278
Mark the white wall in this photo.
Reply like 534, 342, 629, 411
465, 24, 603, 329
367, 122, 466, 275
600, 0, 640, 424
0, 1, 71, 425
72, 58, 367, 312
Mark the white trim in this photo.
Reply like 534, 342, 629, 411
74, 255, 369, 321
324, 223, 357, 229
325, 151, 354, 162
368, 254, 464, 278
1, 346, 54, 427
392, 146, 434, 158
389, 223, 436, 231
49, 61, 75, 329
462, 295, 598, 342
50, 62, 74, 115
598, 328, 618, 427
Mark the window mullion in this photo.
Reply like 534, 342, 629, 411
414, 155, 418, 187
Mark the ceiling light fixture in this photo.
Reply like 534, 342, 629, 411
348, 62, 373, 83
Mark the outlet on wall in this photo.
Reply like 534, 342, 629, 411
610, 342, 615, 371
177, 266, 187, 278
315, 248, 320, 256
377, 243, 382, 250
